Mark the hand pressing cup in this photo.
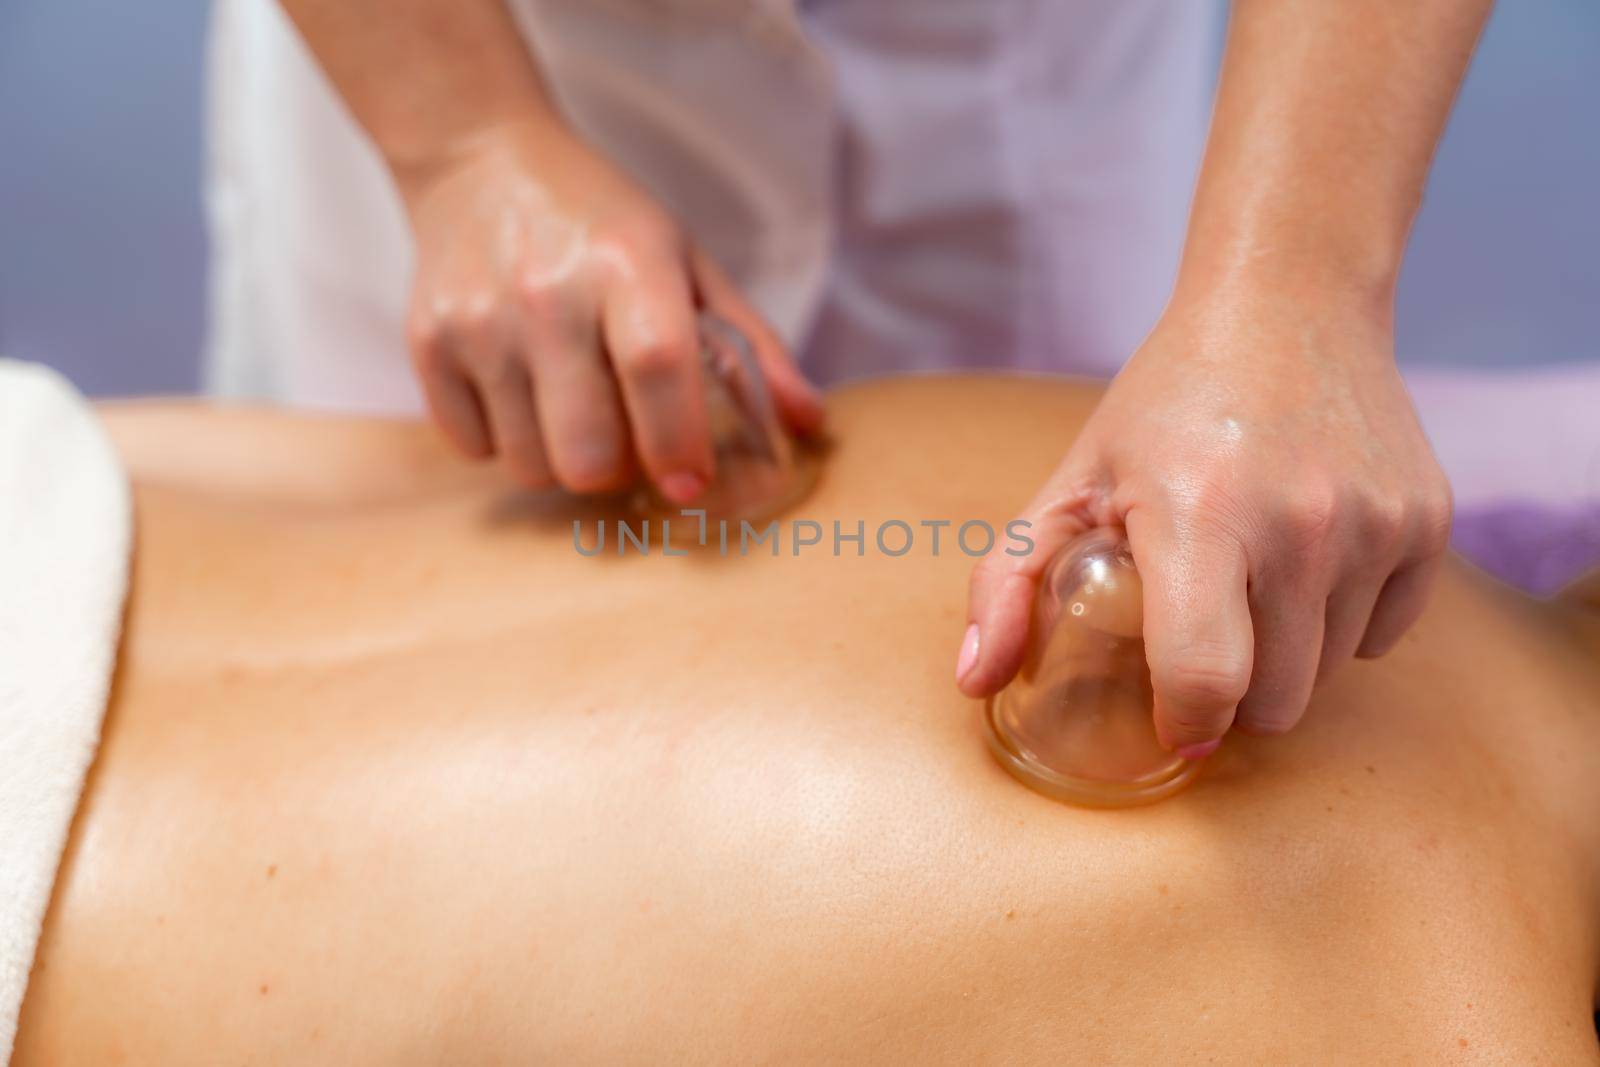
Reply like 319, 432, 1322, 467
959, 290, 1453, 757
399, 120, 824, 502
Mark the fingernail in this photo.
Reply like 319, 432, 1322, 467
956, 623, 981, 683
1176, 739, 1221, 762
659, 471, 706, 505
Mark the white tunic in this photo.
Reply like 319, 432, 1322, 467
205, 0, 1222, 412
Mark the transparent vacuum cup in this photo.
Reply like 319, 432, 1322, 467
634, 312, 817, 523
983, 528, 1203, 808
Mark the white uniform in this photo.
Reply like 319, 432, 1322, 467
205, 0, 1222, 412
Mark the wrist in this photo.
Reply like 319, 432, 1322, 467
388, 110, 573, 208
1171, 199, 1410, 324
1168, 247, 1399, 335
1158, 268, 1399, 370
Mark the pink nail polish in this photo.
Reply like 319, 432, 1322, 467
956, 623, 981, 682
659, 472, 706, 505
1176, 739, 1221, 761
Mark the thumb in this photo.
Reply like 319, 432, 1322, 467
1125, 505, 1254, 758
957, 472, 1099, 698
689, 247, 825, 436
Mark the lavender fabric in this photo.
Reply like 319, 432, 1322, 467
1403, 363, 1599, 595
1450, 503, 1600, 596
1404, 363, 1600, 509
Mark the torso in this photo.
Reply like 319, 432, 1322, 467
16, 377, 1600, 1063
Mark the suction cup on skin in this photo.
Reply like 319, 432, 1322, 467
632, 311, 817, 524
983, 528, 1205, 808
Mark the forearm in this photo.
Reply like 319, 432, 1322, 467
1176, 0, 1494, 310
277, 0, 564, 197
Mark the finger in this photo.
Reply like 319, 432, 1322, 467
521, 293, 634, 495
1317, 568, 1388, 682
1312, 518, 1401, 684
1126, 507, 1253, 757
476, 355, 554, 490
691, 248, 825, 437
408, 315, 491, 459
957, 467, 1102, 698
600, 265, 713, 504
1232, 581, 1326, 737
1357, 489, 1452, 658
1357, 554, 1444, 658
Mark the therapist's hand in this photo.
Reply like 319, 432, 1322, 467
399, 120, 824, 499
958, 290, 1453, 756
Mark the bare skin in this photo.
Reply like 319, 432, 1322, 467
14, 376, 1600, 1064
276, 0, 1490, 741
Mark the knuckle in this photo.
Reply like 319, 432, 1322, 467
1361, 491, 1408, 546
450, 294, 498, 335
407, 317, 448, 373
1169, 472, 1229, 517
1415, 486, 1455, 553
477, 350, 524, 388
619, 209, 683, 257
966, 553, 1003, 596
516, 274, 559, 314
615, 338, 693, 383
967, 555, 1030, 613
1159, 647, 1251, 710
553, 437, 629, 494
1165, 475, 1253, 541
592, 221, 681, 282
1162, 713, 1224, 743
968, 556, 1012, 599
981, 542, 1018, 573
1282, 483, 1339, 544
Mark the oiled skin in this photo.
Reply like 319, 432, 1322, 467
14, 377, 1600, 1064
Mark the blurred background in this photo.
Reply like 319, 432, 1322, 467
2, 1, 1596, 396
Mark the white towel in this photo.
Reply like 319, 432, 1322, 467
0, 360, 131, 1061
